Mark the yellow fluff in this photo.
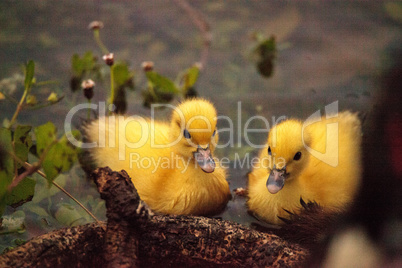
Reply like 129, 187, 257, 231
85, 98, 231, 216
247, 111, 362, 224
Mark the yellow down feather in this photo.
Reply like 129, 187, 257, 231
84, 98, 231, 216
247, 111, 362, 224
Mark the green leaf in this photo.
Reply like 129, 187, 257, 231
13, 125, 32, 168
180, 65, 200, 94
146, 71, 179, 94
27, 204, 49, 217
253, 35, 277, 78
41, 143, 63, 183
34, 122, 57, 156
71, 52, 97, 77
0, 210, 26, 234
41, 132, 78, 184
0, 128, 13, 202
26, 94, 37, 105
5, 177, 36, 208
47, 92, 58, 102
71, 54, 83, 76
185, 66, 200, 88
113, 62, 134, 88
24, 60, 35, 91
55, 203, 87, 227
256, 36, 276, 59
32, 174, 66, 204
58, 134, 79, 172
82, 51, 96, 73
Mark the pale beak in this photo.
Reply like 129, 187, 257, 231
266, 166, 287, 194
194, 146, 215, 173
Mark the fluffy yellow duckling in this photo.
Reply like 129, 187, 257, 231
247, 111, 362, 225
84, 98, 231, 216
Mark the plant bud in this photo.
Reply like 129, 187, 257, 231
141, 61, 154, 72
47, 92, 58, 103
26, 95, 37, 105
88, 21, 104, 30
82, 79, 95, 100
103, 53, 114, 66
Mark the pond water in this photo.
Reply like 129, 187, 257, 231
0, 0, 401, 248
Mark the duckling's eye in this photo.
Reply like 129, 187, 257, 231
212, 129, 216, 137
183, 129, 191, 139
268, 146, 272, 156
294, 152, 302, 161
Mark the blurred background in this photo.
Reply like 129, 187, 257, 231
0, 0, 401, 252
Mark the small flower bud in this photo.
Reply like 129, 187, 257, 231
103, 53, 114, 66
88, 21, 104, 30
26, 94, 37, 105
141, 61, 154, 72
47, 92, 58, 103
194, 62, 203, 70
82, 79, 95, 100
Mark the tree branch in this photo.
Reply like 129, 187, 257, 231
0, 167, 309, 267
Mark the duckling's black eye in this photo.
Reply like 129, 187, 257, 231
294, 152, 302, 161
268, 146, 272, 156
183, 129, 191, 139
212, 130, 216, 137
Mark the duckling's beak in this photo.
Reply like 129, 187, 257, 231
266, 167, 287, 194
194, 146, 215, 173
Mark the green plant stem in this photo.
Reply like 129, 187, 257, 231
87, 99, 92, 120
8, 87, 28, 129
93, 29, 109, 55
25, 96, 65, 110
26, 162, 100, 224
148, 81, 157, 99
8, 163, 40, 190
8, 150, 101, 224
109, 65, 115, 113
8, 139, 57, 190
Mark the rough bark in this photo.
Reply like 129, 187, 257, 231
0, 222, 106, 268
0, 167, 309, 267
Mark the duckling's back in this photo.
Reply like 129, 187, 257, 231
84, 116, 173, 192
301, 111, 362, 208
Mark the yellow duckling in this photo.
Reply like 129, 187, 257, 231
247, 111, 362, 225
84, 98, 231, 216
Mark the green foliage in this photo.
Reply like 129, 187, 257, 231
0, 121, 80, 216
146, 71, 180, 94
0, 128, 13, 216
55, 203, 88, 227
252, 33, 277, 78
0, 20, 206, 252
34, 122, 80, 184
0, 211, 26, 235
141, 65, 201, 107
110, 62, 136, 114
71, 52, 98, 77
0, 59, 80, 220
13, 125, 33, 168
24, 60, 35, 92
70, 52, 101, 92
178, 65, 200, 98
5, 177, 36, 208
112, 62, 135, 90
179, 65, 200, 95
34, 122, 57, 156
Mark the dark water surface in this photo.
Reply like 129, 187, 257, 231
0, 0, 401, 247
